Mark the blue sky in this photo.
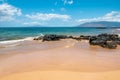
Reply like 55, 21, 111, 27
0, 0, 120, 27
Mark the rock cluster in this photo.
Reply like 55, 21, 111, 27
42, 34, 68, 41
80, 35, 90, 40
33, 36, 43, 40
89, 33, 120, 49
34, 34, 81, 41
33, 33, 120, 49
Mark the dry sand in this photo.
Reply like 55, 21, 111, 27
0, 39, 120, 80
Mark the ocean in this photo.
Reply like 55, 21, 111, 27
0, 27, 120, 42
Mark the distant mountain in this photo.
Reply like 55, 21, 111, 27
78, 21, 120, 27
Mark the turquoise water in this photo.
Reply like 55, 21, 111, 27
0, 27, 119, 41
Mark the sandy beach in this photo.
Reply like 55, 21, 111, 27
0, 39, 120, 80
0, 0, 120, 79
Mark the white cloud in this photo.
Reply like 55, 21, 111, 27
26, 13, 71, 21
77, 11, 120, 23
0, 3, 22, 21
67, 0, 73, 5
63, 0, 73, 5
23, 22, 43, 26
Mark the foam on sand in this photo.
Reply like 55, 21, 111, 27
0, 37, 34, 44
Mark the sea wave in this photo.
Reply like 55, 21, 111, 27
0, 37, 34, 44
38, 33, 44, 36
0, 33, 44, 45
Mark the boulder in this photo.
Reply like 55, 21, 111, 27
89, 33, 119, 49
98, 33, 119, 41
90, 40, 105, 46
42, 34, 67, 41
102, 41, 117, 49
33, 36, 43, 40
33, 33, 120, 49
72, 37, 81, 41
68, 36, 74, 38
80, 35, 90, 40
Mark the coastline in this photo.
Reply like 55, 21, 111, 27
0, 0, 120, 79
0, 39, 120, 80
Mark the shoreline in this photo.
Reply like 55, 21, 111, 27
0, 34, 120, 80
1, 33, 120, 49
0, 39, 120, 80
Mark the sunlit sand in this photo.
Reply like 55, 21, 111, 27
0, 39, 120, 80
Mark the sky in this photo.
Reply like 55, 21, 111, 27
0, 0, 120, 27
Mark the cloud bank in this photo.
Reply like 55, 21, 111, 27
26, 13, 71, 21
63, 0, 73, 5
77, 11, 120, 23
0, 2, 120, 27
0, 3, 22, 21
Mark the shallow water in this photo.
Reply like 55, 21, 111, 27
0, 28, 120, 80
0, 27, 119, 41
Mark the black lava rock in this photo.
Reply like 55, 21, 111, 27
102, 41, 117, 49
89, 33, 119, 49
42, 34, 67, 41
34, 33, 120, 49
80, 35, 91, 40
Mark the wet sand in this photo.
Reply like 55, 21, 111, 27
0, 39, 120, 80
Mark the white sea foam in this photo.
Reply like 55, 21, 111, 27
112, 29, 120, 36
38, 33, 44, 36
0, 33, 44, 45
118, 34, 120, 37
0, 37, 34, 44
116, 29, 120, 31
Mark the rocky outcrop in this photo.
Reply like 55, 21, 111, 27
80, 35, 90, 40
34, 33, 120, 49
34, 34, 81, 41
33, 36, 43, 40
42, 34, 67, 41
89, 33, 120, 49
